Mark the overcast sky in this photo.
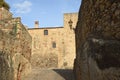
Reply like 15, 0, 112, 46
5, 0, 81, 28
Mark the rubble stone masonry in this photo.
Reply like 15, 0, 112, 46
0, 7, 32, 80
74, 0, 120, 80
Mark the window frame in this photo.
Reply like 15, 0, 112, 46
44, 30, 48, 35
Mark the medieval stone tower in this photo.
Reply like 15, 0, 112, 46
28, 13, 78, 69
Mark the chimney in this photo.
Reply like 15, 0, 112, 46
34, 21, 39, 28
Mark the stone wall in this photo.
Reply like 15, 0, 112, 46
74, 0, 120, 80
0, 12, 32, 80
0, 7, 12, 20
28, 27, 63, 68
63, 13, 78, 69
28, 13, 78, 69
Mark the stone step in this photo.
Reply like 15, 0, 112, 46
22, 69, 75, 80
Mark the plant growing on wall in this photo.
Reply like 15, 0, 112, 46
0, 0, 10, 10
13, 22, 17, 35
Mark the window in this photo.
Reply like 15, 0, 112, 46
52, 42, 56, 48
44, 30, 48, 35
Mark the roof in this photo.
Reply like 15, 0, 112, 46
28, 26, 64, 30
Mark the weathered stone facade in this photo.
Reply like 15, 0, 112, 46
0, 7, 32, 80
0, 7, 12, 20
28, 13, 78, 69
74, 0, 120, 80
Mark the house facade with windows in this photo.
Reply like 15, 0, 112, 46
28, 13, 78, 69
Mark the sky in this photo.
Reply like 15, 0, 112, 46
5, 0, 81, 28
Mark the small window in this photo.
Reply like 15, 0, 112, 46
44, 30, 48, 35
52, 42, 56, 48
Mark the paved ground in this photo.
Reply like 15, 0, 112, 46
23, 68, 75, 80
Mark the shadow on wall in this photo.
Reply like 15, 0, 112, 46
53, 69, 75, 80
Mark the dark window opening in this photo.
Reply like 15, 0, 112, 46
52, 42, 56, 48
44, 30, 48, 35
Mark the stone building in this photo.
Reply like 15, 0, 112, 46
28, 13, 78, 69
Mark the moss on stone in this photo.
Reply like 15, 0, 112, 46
0, 0, 10, 10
